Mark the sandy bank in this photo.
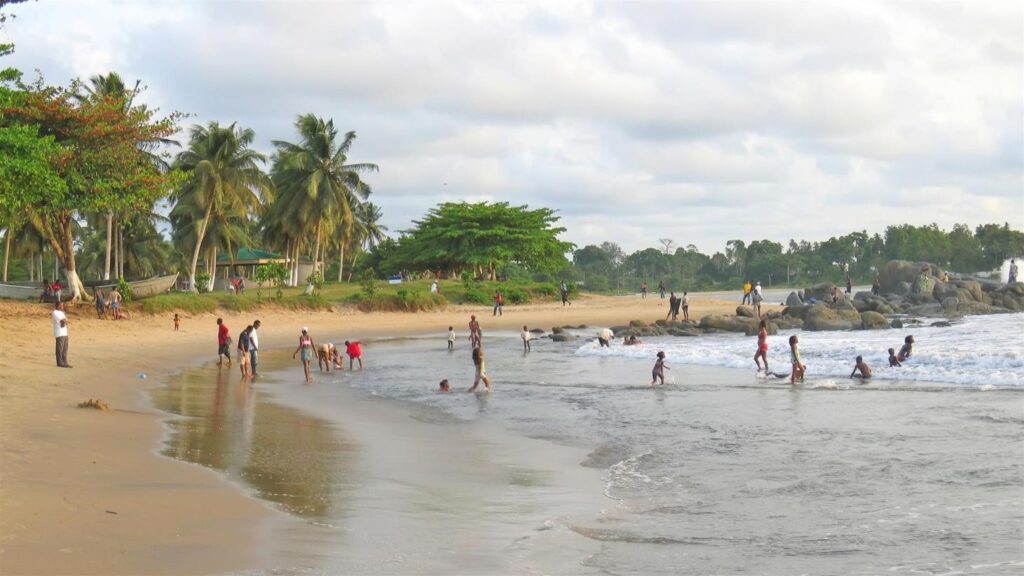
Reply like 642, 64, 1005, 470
0, 293, 773, 575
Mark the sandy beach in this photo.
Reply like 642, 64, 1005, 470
0, 292, 758, 575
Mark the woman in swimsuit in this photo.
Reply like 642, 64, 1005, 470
789, 334, 806, 384
754, 320, 769, 372
292, 327, 317, 382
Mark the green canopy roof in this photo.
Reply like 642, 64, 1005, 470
216, 247, 284, 263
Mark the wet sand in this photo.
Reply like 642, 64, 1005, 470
0, 293, 762, 575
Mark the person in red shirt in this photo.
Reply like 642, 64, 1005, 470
216, 318, 232, 368
344, 340, 363, 370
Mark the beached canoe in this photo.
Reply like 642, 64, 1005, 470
88, 273, 178, 300
0, 273, 178, 301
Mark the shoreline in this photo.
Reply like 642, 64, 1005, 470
0, 292, 759, 575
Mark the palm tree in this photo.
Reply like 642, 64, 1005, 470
345, 202, 388, 281
170, 122, 270, 292
269, 114, 377, 284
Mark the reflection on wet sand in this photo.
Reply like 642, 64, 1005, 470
151, 357, 355, 519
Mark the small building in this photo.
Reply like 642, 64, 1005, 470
214, 247, 316, 289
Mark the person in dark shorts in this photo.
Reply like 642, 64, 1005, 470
216, 318, 232, 368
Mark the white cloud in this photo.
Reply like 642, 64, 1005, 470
2, 0, 1021, 253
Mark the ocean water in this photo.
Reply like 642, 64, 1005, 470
155, 313, 1024, 575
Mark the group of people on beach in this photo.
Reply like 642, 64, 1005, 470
664, 292, 690, 321
93, 287, 127, 320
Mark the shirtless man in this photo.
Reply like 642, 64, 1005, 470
850, 355, 872, 380
468, 315, 482, 348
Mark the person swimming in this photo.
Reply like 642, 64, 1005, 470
438, 379, 451, 392
897, 335, 914, 362
888, 347, 901, 367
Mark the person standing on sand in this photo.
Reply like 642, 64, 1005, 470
173, 313, 180, 331
250, 320, 261, 376
469, 315, 481, 348
109, 287, 124, 320
345, 340, 364, 370
52, 301, 70, 368
640, 281, 648, 299
292, 327, 315, 382
754, 320, 769, 372
666, 292, 678, 321
493, 290, 504, 316
521, 325, 531, 352
658, 281, 666, 299
237, 325, 252, 378
468, 346, 492, 392
681, 292, 690, 321
94, 288, 106, 319
560, 280, 571, 306
216, 318, 232, 368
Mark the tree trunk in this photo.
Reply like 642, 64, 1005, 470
2, 227, 10, 282
117, 222, 125, 278
51, 215, 87, 302
337, 243, 345, 283
312, 222, 321, 278
188, 202, 214, 292
103, 211, 113, 280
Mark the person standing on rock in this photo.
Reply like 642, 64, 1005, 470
666, 292, 679, 321
846, 276, 852, 295
754, 320, 769, 373
658, 281, 666, 299
52, 302, 71, 368
681, 292, 690, 321
641, 281, 648, 299
1010, 259, 1019, 284
742, 280, 752, 305
752, 282, 763, 318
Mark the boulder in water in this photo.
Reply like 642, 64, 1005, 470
551, 333, 578, 342
891, 318, 904, 329
860, 311, 890, 330
930, 320, 952, 327
699, 314, 757, 333
879, 260, 944, 293
735, 306, 754, 318
803, 304, 859, 331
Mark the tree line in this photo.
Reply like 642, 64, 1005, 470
568, 223, 1024, 292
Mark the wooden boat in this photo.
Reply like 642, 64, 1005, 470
0, 273, 178, 301
88, 273, 178, 300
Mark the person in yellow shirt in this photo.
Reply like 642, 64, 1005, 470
742, 280, 752, 305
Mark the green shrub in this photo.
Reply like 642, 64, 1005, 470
195, 272, 211, 292
500, 286, 529, 304
355, 291, 446, 312
460, 288, 491, 305
529, 283, 558, 297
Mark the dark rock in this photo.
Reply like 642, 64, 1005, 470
782, 305, 812, 319
744, 322, 779, 336
860, 311, 890, 330
668, 327, 703, 337
785, 291, 803, 307
893, 281, 913, 296
831, 298, 857, 312
699, 314, 757, 333
804, 282, 836, 303
629, 320, 647, 328
551, 333, 577, 342
736, 306, 754, 318
941, 297, 959, 311
562, 324, 577, 330
654, 319, 669, 327
551, 326, 564, 334
955, 301, 1009, 315
577, 324, 588, 329
891, 318, 904, 329
989, 284, 1024, 311
773, 316, 804, 330
907, 292, 936, 305
879, 260, 944, 293
529, 328, 546, 334
765, 310, 782, 320
930, 320, 952, 327
803, 304, 859, 331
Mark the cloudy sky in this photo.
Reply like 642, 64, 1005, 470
3, 0, 1021, 253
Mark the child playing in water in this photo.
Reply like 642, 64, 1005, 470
888, 348, 901, 367
754, 319, 769, 372
850, 355, 872, 380
651, 351, 669, 386
447, 326, 455, 351
521, 325, 531, 352
438, 379, 451, 392
897, 335, 914, 362
789, 335, 806, 384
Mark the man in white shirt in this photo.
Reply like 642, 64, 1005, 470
249, 319, 261, 377
51, 302, 70, 368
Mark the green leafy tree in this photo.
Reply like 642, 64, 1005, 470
387, 202, 574, 280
